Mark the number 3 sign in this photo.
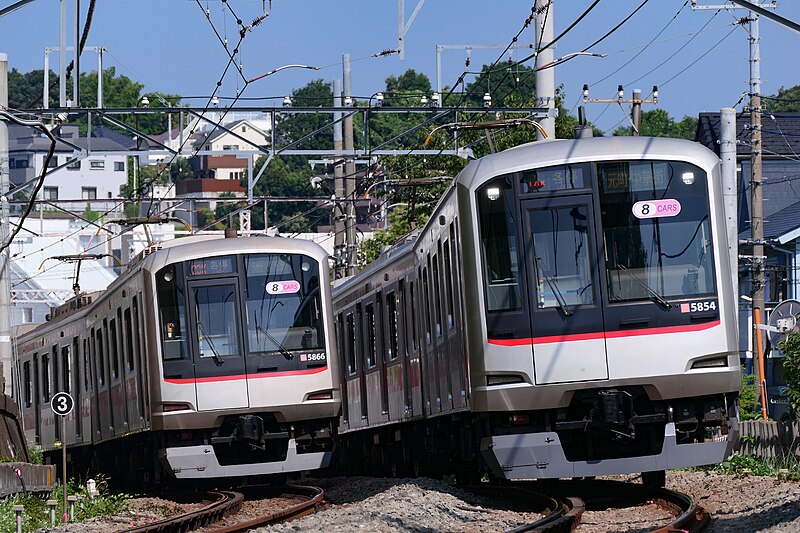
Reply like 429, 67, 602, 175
51, 392, 74, 416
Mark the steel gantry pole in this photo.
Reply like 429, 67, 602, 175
343, 54, 357, 276
534, 0, 555, 139
0, 53, 12, 394
332, 79, 346, 279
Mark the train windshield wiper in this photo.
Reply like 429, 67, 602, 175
616, 264, 672, 309
196, 320, 225, 365
535, 257, 573, 317
255, 317, 294, 360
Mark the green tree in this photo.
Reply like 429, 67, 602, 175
169, 158, 194, 182
765, 85, 800, 112
612, 108, 697, 140
8, 68, 59, 108
779, 331, 800, 417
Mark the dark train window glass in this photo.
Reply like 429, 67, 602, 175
72, 338, 79, 396
83, 339, 90, 392
356, 305, 364, 371
599, 160, 716, 302
529, 205, 595, 308
520, 163, 587, 193
132, 296, 141, 366
477, 175, 521, 312
52, 346, 59, 392
409, 281, 418, 352
365, 303, 376, 369
433, 252, 442, 338
62, 345, 71, 394
443, 240, 455, 330
124, 308, 134, 372
42, 353, 50, 402
193, 284, 241, 359
95, 328, 105, 386
345, 313, 356, 375
387, 292, 399, 360
156, 264, 188, 361
110, 318, 120, 380
335, 313, 345, 369
421, 267, 432, 345
23, 362, 31, 408
243, 254, 324, 354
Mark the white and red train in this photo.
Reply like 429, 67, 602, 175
332, 136, 740, 484
14, 235, 340, 485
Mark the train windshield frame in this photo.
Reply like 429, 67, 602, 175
156, 252, 325, 364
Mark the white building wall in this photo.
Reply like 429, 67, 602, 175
36, 152, 128, 201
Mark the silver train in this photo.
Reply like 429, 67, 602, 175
332, 136, 740, 484
14, 235, 340, 484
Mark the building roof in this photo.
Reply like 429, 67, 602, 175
9, 124, 132, 153
91, 125, 138, 149
739, 198, 800, 243
696, 112, 800, 157
193, 119, 269, 148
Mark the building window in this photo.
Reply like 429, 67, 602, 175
43, 187, 58, 200
82, 187, 97, 200
222, 145, 239, 151
89, 160, 105, 170
10, 158, 29, 169
114, 161, 125, 172
241, 126, 247, 133
21, 307, 33, 324
47, 156, 58, 168
67, 158, 80, 170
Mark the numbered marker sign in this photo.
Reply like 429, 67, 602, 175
632, 199, 681, 219
266, 280, 301, 295
51, 392, 74, 417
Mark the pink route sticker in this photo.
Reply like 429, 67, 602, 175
632, 199, 681, 219
266, 280, 301, 294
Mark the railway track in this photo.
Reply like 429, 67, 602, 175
119, 485, 322, 533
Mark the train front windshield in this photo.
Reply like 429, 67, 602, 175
156, 253, 324, 364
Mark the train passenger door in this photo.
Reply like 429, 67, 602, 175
187, 279, 248, 411
522, 195, 608, 384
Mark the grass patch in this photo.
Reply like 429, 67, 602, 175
698, 453, 800, 480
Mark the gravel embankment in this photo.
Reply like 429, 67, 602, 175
32, 471, 800, 532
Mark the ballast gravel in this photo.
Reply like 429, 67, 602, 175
31, 470, 800, 532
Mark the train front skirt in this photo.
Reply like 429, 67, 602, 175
480, 419, 739, 480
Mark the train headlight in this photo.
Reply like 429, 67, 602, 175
681, 172, 695, 185
163, 271, 174, 282
486, 187, 501, 201
691, 356, 727, 369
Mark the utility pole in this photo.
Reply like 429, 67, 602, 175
342, 54, 357, 276
534, 0, 555, 139
332, 79, 346, 279
692, 0, 774, 420
582, 85, 658, 135
0, 52, 12, 394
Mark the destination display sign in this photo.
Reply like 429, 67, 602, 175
190, 256, 235, 276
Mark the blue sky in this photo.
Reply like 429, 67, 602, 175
2, 0, 800, 134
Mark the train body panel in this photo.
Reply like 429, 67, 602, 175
334, 137, 740, 481
14, 235, 341, 483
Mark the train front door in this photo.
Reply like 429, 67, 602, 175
522, 195, 609, 385
188, 279, 249, 410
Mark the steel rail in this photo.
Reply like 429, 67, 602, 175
205, 484, 324, 533
652, 488, 710, 533
121, 490, 243, 533
467, 485, 585, 533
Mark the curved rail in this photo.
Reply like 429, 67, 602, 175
122, 490, 243, 533
651, 488, 709, 533
467, 485, 585, 533
206, 484, 324, 533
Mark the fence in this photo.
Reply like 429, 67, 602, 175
738, 420, 800, 459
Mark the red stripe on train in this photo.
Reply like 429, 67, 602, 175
488, 320, 721, 346
164, 366, 328, 384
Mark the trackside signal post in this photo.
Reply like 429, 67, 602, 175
51, 392, 74, 522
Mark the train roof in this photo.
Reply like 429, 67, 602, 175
456, 136, 720, 191
138, 235, 329, 274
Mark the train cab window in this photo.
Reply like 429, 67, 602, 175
387, 292, 399, 360
477, 175, 521, 312
23, 362, 31, 408
243, 254, 324, 355
365, 303, 377, 369
345, 313, 356, 375
598, 160, 716, 303
156, 264, 189, 361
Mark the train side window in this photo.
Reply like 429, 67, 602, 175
345, 313, 356, 375
110, 317, 120, 381
83, 338, 91, 392
444, 237, 455, 330
52, 345, 60, 393
365, 303, 376, 369
42, 352, 51, 402
433, 246, 443, 337
355, 304, 364, 372
422, 264, 432, 345
62, 345, 71, 394
156, 264, 188, 361
408, 281, 418, 352
477, 175, 521, 312
124, 308, 134, 372
335, 313, 345, 369
95, 328, 105, 386
23, 362, 31, 408
387, 292, 399, 360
